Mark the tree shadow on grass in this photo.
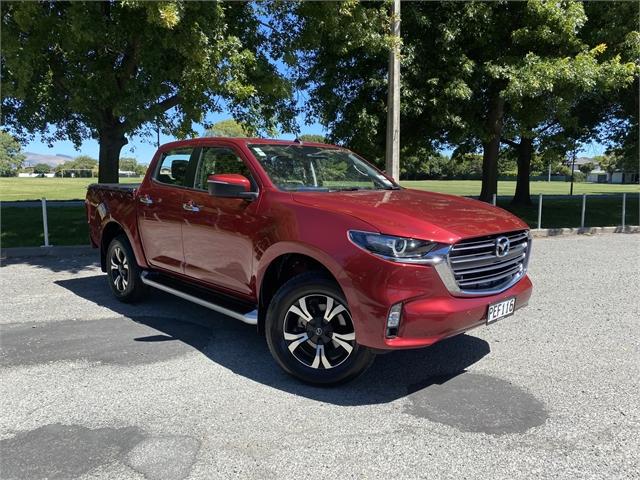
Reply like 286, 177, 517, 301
54, 274, 490, 406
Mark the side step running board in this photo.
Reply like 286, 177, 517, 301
140, 272, 258, 326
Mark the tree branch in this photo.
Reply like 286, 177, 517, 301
537, 119, 560, 135
117, 35, 142, 92
155, 94, 182, 112
501, 137, 519, 148
256, 18, 277, 33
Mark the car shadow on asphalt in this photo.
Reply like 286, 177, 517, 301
55, 274, 491, 406
1, 253, 100, 274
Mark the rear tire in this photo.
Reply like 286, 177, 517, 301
105, 235, 147, 303
265, 272, 375, 385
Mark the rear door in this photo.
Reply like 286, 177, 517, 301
137, 146, 197, 274
181, 145, 261, 296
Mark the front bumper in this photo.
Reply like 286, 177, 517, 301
383, 275, 532, 349
341, 247, 533, 350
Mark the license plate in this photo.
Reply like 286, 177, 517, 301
487, 297, 516, 324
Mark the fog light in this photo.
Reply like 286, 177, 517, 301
386, 303, 403, 338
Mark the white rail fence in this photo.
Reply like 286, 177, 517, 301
533, 192, 635, 230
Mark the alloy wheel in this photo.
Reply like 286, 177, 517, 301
109, 246, 129, 293
283, 294, 356, 369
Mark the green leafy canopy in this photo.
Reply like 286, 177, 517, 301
1, 1, 297, 182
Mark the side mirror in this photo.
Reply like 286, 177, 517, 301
207, 174, 257, 200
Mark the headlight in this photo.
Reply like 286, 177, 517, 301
348, 230, 444, 262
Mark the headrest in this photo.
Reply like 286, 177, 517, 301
171, 160, 188, 178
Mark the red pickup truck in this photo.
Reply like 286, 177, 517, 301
86, 138, 532, 384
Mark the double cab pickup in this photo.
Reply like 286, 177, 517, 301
86, 138, 532, 384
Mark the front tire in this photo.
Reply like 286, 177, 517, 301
265, 272, 375, 385
106, 235, 147, 303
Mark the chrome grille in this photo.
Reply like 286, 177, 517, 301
448, 230, 530, 293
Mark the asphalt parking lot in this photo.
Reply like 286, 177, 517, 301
1, 234, 639, 479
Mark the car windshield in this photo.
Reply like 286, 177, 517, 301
247, 144, 399, 192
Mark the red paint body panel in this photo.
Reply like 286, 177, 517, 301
292, 189, 527, 241
182, 188, 263, 296
86, 137, 533, 351
137, 182, 185, 273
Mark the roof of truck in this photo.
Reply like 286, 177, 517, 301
158, 137, 340, 150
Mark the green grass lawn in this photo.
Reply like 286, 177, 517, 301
0, 177, 638, 201
1, 195, 637, 247
0, 177, 141, 201
1, 206, 89, 248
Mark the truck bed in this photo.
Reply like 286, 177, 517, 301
86, 183, 141, 253
87, 183, 140, 193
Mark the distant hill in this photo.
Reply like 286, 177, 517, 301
24, 152, 73, 168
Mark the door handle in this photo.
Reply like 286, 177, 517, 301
139, 195, 153, 205
183, 201, 201, 212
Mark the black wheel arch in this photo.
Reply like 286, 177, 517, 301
257, 253, 345, 335
100, 221, 127, 272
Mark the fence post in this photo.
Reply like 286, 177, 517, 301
621, 193, 626, 230
581, 194, 586, 229
537, 193, 543, 230
492, 193, 496, 206
41, 197, 50, 247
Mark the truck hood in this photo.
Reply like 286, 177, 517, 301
292, 188, 528, 243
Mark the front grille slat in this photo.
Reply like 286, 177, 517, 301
450, 241, 497, 252
449, 230, 529, 293
457, 264, 523, 287
454, 253, 526, 275
506, 232, 528, 243
450, 243, 527, 266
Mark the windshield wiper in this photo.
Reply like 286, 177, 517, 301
329, 186, 362, 192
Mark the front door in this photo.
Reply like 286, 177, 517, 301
181, 146, 261, 296
138, 146, 195, 274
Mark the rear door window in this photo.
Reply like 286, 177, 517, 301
155, 148, 194, 187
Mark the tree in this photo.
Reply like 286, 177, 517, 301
499, 1, 637, 204
407, 1, 633, 204
2, 2, 296, 183
579, 162, 595, 176
33, 163, 51, 175
0, 130, 25, 176
297, 134, 328, 143
276, 1, 392, 163
286, 1, 637, 202
593, 154, 617, 175
581, 2, 639, 176
55, 155, 98, 177
206, 119, 251, 138
119, 157, 147, 176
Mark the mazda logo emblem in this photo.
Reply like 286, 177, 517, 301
495, 236, 510, 257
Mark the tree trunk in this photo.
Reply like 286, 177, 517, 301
479, 94, 505, 203
98, 129, 127, 183
511, 137, 534, 206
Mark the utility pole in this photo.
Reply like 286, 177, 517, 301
385, 0, 400, 182
570, 150, 576, 195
